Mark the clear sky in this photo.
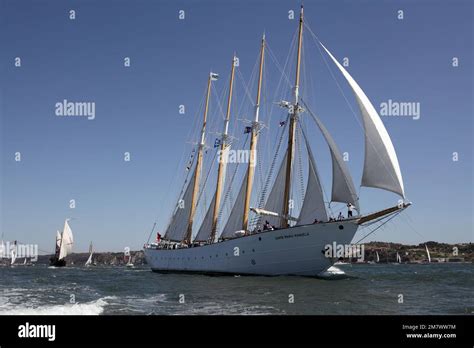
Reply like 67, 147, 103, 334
1, 0, 472, 253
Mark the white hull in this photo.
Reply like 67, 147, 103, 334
145, 221, 358, 276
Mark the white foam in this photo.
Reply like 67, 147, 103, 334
0, 297, 109, 315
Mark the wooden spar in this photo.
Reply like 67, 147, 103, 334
242, 34, 265, 231
183, 73, 213, 244
210, 55, 236, 243
357, 202, 411, 225
281, 5, 304, 228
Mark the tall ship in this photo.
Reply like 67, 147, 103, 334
49, 219, 74, 267
144, 6, 411, 276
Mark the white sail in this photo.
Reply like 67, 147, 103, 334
85, 242, 93, 266
11, 248, 16, 265
308, 111, 360, 212
58, 219, 73, 260
425, 244, 431, 263
319, 42, 405, 198
396, 252, 401, 263
23, 258, 27, 265
298, 135, 328, 224
259, 151, 288, 229
56, 230, 61, 248
220, 172, 249, 239
164, 168, 197, 242
194, 194, 216, 242
376, 251, 380, 263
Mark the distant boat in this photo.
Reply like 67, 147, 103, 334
10, 247, 17, 266
396, 252, 402, 264
376, 251, 380, 263
124, 251, 134, 268
85, 242, 95, 266
425, 244, 431, 263
49, 219, 74, 267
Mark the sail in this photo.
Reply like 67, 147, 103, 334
259, 151, 289, 228
298, 135, 327, 224
11, 248, 16, 265
308, 111, 360, 212
220, 172, 249, 239
320, 42, 405, 198
194, 194, 216, 242
425, 244, 431, 263
58, 220, 73, 260
85, 242, 93, 266
397, 252, 401, 263
164, 168, 196, 242
376, 251, 380, 263
56, 230, 61, 248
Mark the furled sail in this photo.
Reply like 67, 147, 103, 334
319, 42, 405, 198
258, 151, 288, 229
58, 219, 73, 260
164, 168, 197, 242
298, 134, 328, 224
220, 172, 248, 239
194, 194, 216, 242
306, 108, 360, 212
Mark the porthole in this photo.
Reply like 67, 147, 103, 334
252, 249, 255, 252
258, 237, 262, 241
251, 259, 256, 265
338, 225, 344, 230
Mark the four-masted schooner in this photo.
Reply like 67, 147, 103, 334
144, 6, 411, 276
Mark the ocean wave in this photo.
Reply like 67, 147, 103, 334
0, 297, 110, 315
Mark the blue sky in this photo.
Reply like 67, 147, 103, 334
1, 0, 472, 252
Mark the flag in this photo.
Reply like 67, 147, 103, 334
214, 138, 221, 148
244, 126, 252, 134
279, 121, 286, 127
210, 72, 219, 81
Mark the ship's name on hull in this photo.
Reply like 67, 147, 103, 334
275, 232, 309, 240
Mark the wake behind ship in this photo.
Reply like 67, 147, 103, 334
144, 6, 411, 276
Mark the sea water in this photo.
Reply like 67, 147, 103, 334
0, 263, 472, 315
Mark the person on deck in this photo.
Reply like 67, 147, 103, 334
347, 203, 354, 218
337, 212, 344, 221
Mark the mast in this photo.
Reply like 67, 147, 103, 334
210, 55, 236, 243
282, 5, 304, 228
183, 73, 214, 244
242, 34, 265, 231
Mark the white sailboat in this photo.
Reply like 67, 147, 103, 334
85, 242, 94, 266
125, 251, 134, 268
10, 248, 17, 266
376, 251, 380, 263
396, 252, 402, 264
49, 219, 74, 267
144, 6, 411, 276
425, 244, 431, 263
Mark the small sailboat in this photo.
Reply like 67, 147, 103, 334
85, 242, 95, 266
125, 251, 134, 268
425, 244, 431, 263
49, 219, 74, 267
376, 251, 380, 263
10, 247, 17, 267
396, 252, 402, 264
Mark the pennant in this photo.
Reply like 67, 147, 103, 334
210, 73, 219, 81
279, 121, 286, 127
214, 138, 221, 148
244, 126, 252, 134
